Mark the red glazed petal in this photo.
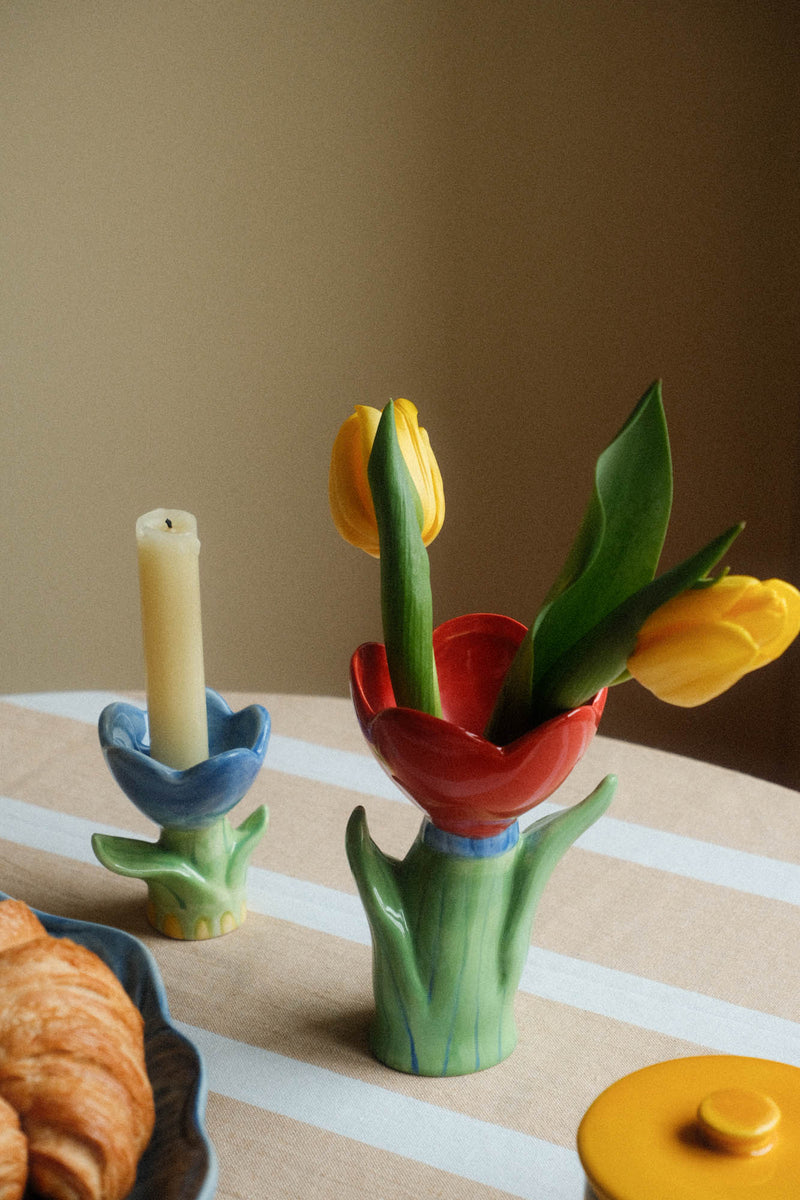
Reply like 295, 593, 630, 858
433, 612, 528, 731
351, 640, 396, 725
350, 613, 606, 838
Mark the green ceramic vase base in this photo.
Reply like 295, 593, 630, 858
91, 807, 268, 940
347, 776, 616, 1076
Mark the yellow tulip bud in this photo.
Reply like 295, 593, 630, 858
329, 399, 444, 557
627, 575, 800, 706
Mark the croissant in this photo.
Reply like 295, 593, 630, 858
0, 899, 155, 1200
0, 1094, 27, 1200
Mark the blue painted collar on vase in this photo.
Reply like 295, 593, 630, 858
98, 689, 270, 829
421, 819, 520, 859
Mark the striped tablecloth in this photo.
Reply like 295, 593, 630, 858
2, 690, 799, 1199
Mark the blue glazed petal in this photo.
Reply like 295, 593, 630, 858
99, 689, 270, 829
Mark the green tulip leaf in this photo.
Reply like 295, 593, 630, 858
483, 622, 534, 743
486, 380, 672, 741
531, 379, 673, 685
368, 401, 441, 717
530, 522, 744, 719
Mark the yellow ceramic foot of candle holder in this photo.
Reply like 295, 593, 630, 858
146, 896, 249, 941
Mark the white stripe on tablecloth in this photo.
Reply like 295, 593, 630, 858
178, 1022, 585, 1200
2, 691, 130, 724
4, 691, 800, 907
1, 792, 799, 1067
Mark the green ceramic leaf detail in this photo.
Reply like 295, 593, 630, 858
92, 809, 268, 938
228, 805, 269, 884
346, 807, 426, 1014
502, 775, 616, 981
368, 401, 441, 717
91, 832, 204, 884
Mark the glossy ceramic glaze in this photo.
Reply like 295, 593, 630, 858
94, 689, 269, 939
347, 775, 616, 1076
98, 688, 269, 829
0, 890, 217, 1200
578, 1055, 800, 1199
351, 612, 607, 838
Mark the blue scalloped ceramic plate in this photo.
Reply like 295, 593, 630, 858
0, 891, 218, 1200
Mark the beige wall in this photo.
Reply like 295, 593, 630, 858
3, 3, 799, 786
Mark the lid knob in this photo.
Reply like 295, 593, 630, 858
697, 1088, 781, 1156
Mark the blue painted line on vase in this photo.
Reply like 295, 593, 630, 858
407, 839, 438, 1004
426, 878, 445, 1003
473, 870, 496, 1072
388, 955, 418, 1075
441, 868, 470, 1076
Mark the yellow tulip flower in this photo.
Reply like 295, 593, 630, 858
627, 575, 800, 706
329, 399, 444, 557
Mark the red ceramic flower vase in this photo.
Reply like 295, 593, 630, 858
350, 612, 606, 838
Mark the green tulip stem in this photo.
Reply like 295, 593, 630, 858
91, 806, 268, 939
346, 775, 616, 1076
368, 401, 441, 718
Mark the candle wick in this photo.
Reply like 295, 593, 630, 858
165, 518, 173, 529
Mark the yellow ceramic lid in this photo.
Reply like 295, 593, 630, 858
577, 1055, 800, 1200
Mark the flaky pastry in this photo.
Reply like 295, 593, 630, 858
0, 1093, 27, 1200
0, 899, 155, 1200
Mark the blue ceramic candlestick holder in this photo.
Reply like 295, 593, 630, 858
92, 688, 269, 939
